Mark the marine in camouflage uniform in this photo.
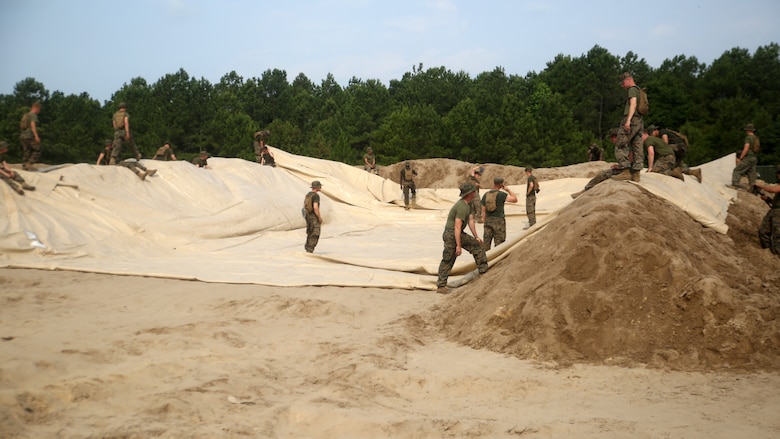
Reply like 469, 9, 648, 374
643, 131, 683, 180
364, 147, 377, 173
615, 73, 644, 181
19, 102, 41, 170
152, 143, 177, 161
731, 124, 760, 189
119, 158, 156, 181
304, 181, 323, 253
96, 139, 113, 165
436, 183, 488, 294
192, 151, 210, 168
756, 166, 780, 256
254, 130, 270, 163
524, 167, 539, 228
110, 102, 141, 165
0, 141, 35, 194
651, 126, 702, 182
480, 177, 517, 250
571, 129, 628, 199
467, 165, 484, 223
400, 161, 417, 210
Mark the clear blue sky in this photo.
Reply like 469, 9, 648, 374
1, 0, 778, 103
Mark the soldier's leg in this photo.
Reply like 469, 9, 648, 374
305, 217, 321, 253
461, 233, 488, 274
483, 220, 495, 251
110, 131, 124, 164
731, 160, 751, 186
747, 157, 758, 187
436, 230, 457, 288
526, 195, 536, 226
403, 184, 410, 207
759, 211, 772, 250
494, 218, 507, 247
29, 140, 41, 165
771, 210, 780, 255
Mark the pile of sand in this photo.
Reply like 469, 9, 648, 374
387, 160, 780, 372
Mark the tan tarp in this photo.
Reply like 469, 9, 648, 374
0, 149, 737, 289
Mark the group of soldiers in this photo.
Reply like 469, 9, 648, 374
303, 149, 543, 294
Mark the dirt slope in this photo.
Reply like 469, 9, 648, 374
391, 158, 780, 372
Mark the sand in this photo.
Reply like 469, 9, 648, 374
2, 158, 780, 438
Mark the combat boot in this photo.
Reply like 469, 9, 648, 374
21, 183, 36, 191
612, 169, 632, 181
135, 170, 147, 181
145, 169, 157, 177
436, 287, 451, 295
689, 168, 702, 183
570, 190, 586, 199
630, 169, 641, 182
671, 167, 685, 181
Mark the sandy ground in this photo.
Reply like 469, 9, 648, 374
2, 157, 780, 438
1, 268, 779, 439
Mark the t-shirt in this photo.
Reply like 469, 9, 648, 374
644, 135, 674, 157
192, 156, 208, 167
624, 87, 640, 116
744, 134, 759, 157
444, 199, 471, 231
20, 111, 38, 133
481, 190, 509, 218
526, 175, 538, 197
401, 168, 415, 183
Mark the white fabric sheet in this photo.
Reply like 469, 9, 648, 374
0, 149, 736, 289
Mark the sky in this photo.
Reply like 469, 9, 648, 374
1, 0, 779, 103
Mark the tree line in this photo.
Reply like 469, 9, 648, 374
1, 43, 778, 168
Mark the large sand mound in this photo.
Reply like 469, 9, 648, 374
430, 178, 780, 372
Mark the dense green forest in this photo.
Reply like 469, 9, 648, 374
1, 44, 779, 168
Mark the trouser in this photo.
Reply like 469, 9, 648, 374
526, 194, 536, 226
470, 188, 482, 222
402, 182, 416, 206
20, 134, 41, 166
436, 228, 488, 288
615, 115, 644, 171
652, 154, 677, 175
111, 129, 141, 163
1, 172, 26, 191
305, 214, 321, 253
483, 216, 506, 250
759, 209, 780, 255
732, 155, 758, 187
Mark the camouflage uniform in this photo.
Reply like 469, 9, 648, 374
400, 163, 417, 209
110, 105, 141, 163
19, 110, 41, 168
364, 148, 376, 173
254, 130, 270, 163
436, 192, 488, 289
467, 171, 482, 222
1, 146, 34, 195
304, 186, 322, 253
615, 86, 644, 172
732, 131, 759, 188
758, 167, 780, 255
644, 135, 677, 176
526, 174, 538, 227
192, 154, 209, 168
481, 189, 508, 249
153, 145, 175, 161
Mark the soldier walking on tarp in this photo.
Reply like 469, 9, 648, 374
19, 102, 41, 170
304, 181, 324, 253
110, 102, 141, 165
